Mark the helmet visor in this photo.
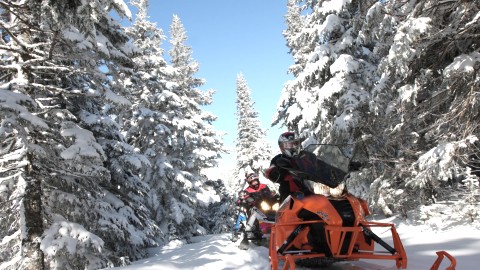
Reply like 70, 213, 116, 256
280, 141, 300, 150
279, 140, 300, 157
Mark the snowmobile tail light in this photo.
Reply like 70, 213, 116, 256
260, 201, 271, 211
272, 202, 279, 211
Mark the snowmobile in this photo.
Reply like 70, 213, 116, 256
268, 147, 409, 269
236, 188, 280, 250
268, 146, 458, 270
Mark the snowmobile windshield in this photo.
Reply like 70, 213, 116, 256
290, 150, 347, 188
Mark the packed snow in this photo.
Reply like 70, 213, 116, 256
107, 216, 479, 270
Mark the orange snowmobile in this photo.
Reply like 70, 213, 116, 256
268, 147, 457, 270
268, 148, 408, 269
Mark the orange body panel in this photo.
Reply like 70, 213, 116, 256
269, 193, 408, 270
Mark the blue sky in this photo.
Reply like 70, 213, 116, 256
146, 1, 293, 167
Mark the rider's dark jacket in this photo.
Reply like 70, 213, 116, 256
265, 154, 309, 202
266, 151, 346, 202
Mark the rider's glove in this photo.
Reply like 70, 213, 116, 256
276, 157, 291, 168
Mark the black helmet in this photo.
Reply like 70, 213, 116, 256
278, 131, 301, 157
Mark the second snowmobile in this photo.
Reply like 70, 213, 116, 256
236, 188, 280, 249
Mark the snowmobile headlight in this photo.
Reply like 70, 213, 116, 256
260, 201, 271, 211
271, 202, 279, 211
329, 182, 345, 198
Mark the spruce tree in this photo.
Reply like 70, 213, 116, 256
123, 0, 174, 243
235, 73, 272, 184
274, 0, 373, 153
166, 14, 226, 239
276, 0, 480, 219
363, 0, 480, 216
0, 0, 155, 268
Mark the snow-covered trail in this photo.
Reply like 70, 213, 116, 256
108, 234, 270, 270
107, 221, 480, 270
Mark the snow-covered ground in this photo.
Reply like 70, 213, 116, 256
108, 216, 479, 270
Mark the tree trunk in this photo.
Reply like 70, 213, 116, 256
21, 153, 45, 270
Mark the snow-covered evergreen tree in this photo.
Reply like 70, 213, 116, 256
365, 0, 480, 216
165, 14, 226, 239
235, 73, 272, 184
274, 0, 373, 153
122, 0, 174, 245
0, 0, 158, 269
123, 10, 227, 243
276, 0, 480, 218
168, 14, 225, 174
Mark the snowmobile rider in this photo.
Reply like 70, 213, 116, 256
265, 131, 350, 255
238, 173, 273, 204
232, 173, 273, 241
265, 132, 314, 202
265, 131, 347, 202
236, 172, 273, 217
